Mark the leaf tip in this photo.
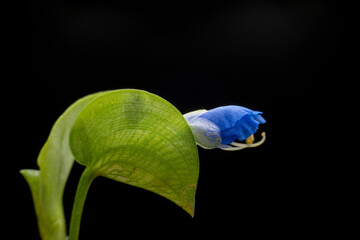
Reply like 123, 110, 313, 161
20, 169, 40, 179
180, 184, 197, 217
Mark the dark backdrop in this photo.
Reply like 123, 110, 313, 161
12, 0, 344, 239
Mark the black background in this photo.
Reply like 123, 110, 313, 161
12, 0, 344, 239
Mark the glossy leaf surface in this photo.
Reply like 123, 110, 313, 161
70, 89, 199, 216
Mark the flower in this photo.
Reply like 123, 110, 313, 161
184, 105, 266, 150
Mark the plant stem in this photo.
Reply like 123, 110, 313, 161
69, 168, 96, 240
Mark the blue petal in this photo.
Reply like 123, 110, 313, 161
198, 105, 266, 145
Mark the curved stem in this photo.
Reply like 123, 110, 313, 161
69, 168, 96, 240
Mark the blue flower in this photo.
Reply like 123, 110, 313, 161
184, 105, 266, 150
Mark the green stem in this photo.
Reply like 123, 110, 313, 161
69, 168, 96, 240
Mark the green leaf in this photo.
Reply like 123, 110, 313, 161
21, 89, 199, 240
20, 169, 45, 236
20, 92, 104, 240
70, 89, 199, 216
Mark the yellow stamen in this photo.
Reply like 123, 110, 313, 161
246, 134, 255, 144
221, 132, 266, 151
